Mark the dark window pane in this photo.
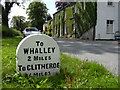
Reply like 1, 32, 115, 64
107, 20, 109, 24
110, 20, 113, 24
108, 2, 113, 6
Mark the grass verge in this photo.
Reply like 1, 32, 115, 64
2, 37, 118, 88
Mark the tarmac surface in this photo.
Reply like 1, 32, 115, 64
54, 38, 119, 76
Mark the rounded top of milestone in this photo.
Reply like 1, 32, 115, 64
16, 34, 60, 77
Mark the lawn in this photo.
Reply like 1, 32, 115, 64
2, 37, 118, 88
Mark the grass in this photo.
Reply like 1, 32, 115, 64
2, 37, 119, 88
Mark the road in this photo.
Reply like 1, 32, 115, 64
54, 38, 119, 76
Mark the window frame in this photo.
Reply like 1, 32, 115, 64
106, 20, 114, 34
107, 1, 114, 7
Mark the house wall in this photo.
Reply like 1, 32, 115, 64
118, 1, 120, 31
96, 2, 119, 39
0, 7, 1, 25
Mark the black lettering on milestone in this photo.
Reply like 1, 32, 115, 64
45, 56, 47, 60
45, 72, 47, 76
44, 48, 47, 53
37, 64, 41, 69
52, 47, 55, 53
41, 64, 45, 69
48, 71, 51, 75
36, 41, 40, 46
35, 64, 37, 70
42, 57, 44, 60
33, 73, 38, 76
39, 48, 43, 53
47, 47, 51, 53
22, 66, 26, 71
57, 63, 60, 68
28, 56, 32, 61
41, 72, 44, 76
31, 64, 34, 70
49, 63, 53, 68
28, 73, 31, 77
18, 65, 22, 71
35, 48, 38, 54
27, 65, 31, 70
48, 56, 51, 60
24, 48, 29, 54
39, 57, 42, 60
40, 42, 44, 46
34, 56, 38, 61
46, 64, 48, 69
30, 48, 34, 54
53, 63, 56, 68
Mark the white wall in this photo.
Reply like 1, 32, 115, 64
118, 1, 120, 31
96, 2, 119, 39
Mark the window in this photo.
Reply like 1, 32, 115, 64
59, 15, 60, 19
106, 20, 114, 34
107, 1, 114, 6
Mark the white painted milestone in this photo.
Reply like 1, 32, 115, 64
16, 34, 60, 77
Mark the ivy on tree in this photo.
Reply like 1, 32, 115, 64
0, 0, 20, 28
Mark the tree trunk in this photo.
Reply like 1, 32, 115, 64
2, 2, 18, 28
2, 8, 9, 27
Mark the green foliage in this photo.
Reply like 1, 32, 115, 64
66, 7, 74, 35
60, 53, 118, 88
2, 37, 118, 88
1, 25, 22, 37
3, 73, 51, 88
42, 20, 53, 36
46, 31, 52, 36
11, 16, 26, 31
27, 1, 48, 30
42, 30, 52, 37
47, 14, 52, 21
75, 2, 97, 36
53, 2, 97, 38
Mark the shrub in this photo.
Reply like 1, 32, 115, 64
11, 29, 22, 36
1, 25, 22, 37
42, 30, 52, 37
46, 31, 52, 36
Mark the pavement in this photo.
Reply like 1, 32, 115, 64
54, 38, 119, 76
